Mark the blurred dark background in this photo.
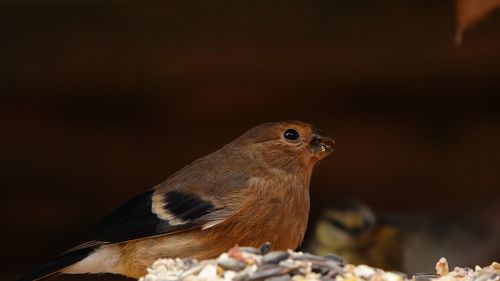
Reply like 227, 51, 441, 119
1, 0, 499, 280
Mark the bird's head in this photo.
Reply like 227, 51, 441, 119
318, 199, 376, 241
233, 120, 335, 173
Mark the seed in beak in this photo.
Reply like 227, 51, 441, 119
320, 143, 333, 152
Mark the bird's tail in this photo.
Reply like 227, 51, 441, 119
15, 247, 95, 281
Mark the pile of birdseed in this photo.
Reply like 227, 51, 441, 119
138, 245, 500, 281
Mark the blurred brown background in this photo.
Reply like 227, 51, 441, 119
1, 0, 499, 280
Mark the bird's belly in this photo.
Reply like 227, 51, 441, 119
114, 231, 214, 278
205, 201, 309, 252
116, 229, 250, 278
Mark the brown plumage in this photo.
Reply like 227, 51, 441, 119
18, 120, 334, 280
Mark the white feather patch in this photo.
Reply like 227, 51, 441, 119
151, 193, 187, 225
62, 245, 121, 274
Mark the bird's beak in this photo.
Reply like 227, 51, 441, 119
310, 130, 335, 158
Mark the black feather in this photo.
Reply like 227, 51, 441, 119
82, 190, 214, 244
88, 214, 196, 243
180, 202, 214, 220
164, 191, 214, 221
92, 190, 155, 232
85, 190, 180, 243
15, 247, 95, 281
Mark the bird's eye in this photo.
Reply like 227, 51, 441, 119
284, 129, 300, 140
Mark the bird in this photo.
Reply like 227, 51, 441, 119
17, 120, 335, 280
304, 199, 403, 271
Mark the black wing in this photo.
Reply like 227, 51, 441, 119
82, 189, 215, 246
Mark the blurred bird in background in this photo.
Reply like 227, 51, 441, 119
17, 120, 334, 280
304, 199, 404, 271
305, 199, 500, 273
